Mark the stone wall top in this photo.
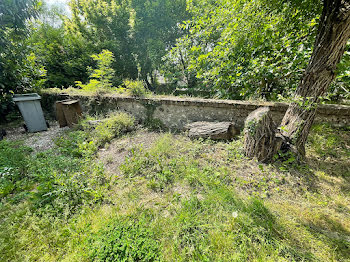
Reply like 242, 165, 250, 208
52, 92, 350, 116
41, 91, 350, 129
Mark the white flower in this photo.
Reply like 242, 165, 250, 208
232, 211, 238, 218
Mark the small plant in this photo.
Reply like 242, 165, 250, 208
76, 49, 115, 92
0, 140, 32, 197
88, 218, 161, 261
94, 112, 135, 147
55, 113, 135, 157
123, 79, 149, 97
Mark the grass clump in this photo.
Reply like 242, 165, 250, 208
94, 112, 135, 147
88, 217, 161, 261
0, 140, 32, 197
56, 112, 135, 157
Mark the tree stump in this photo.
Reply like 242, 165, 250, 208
185, 121, 238, 140
56, 100, 82, 128
243, 107, 278, 162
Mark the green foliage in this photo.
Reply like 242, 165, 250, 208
76, 50, 116, 92
27, 19, 92, 89
55, 130, 95, 157
0, 141, 32, 197
94, 112, 135, 147
65, 0, 137, 81
88, 218, 161, 261
308, 124, 348, 158
122, 79, 149, 97
164, 0, 324, 99
0, 0, 42, 122
30, 151, 107, 216
56, 112, 135, 157
121, 134, 179, 190
131, 0, 189, 83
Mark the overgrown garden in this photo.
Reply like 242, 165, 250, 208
1, 0, 350, 261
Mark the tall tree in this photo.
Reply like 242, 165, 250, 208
0, 0, 41, 122
165, 0, 323, 99
131, 0, 188, 89
244, 0, 350, 161
279, 0, 350, 156
65, 0, 136, 84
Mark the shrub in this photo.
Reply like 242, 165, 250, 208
76, 50, 116, 93
123, 79, 149, 97
94, 112, 135, 147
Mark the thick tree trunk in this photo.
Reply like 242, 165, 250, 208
243, 0, 350, 162
185, 121, 238, 140
279, 0, 350, 156
243, 107, 278, 162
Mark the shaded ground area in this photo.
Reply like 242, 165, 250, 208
5, 121, 69, 152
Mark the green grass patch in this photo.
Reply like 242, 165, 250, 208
1, 123, 349, 261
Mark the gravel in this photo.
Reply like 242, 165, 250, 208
4, 121, 69, 153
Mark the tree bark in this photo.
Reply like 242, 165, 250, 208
278, 0, 350, 156
185, 121, 238, 140
243, 107, 279, 162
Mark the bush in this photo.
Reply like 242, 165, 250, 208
123, 79, 149, 97
94, 112, 135, 147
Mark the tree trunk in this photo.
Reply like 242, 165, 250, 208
243, 0, 350, 162
278, 0, 350, 157
185, 121, 238, 140
243, 107, 279, 162
144, 77, 154, 92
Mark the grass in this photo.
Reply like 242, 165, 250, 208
0, 120, 349, 261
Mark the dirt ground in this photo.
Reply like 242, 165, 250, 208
98, 129, 161, 175
4, 121, 69, 152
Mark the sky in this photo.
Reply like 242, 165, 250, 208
44, 0, 70, 14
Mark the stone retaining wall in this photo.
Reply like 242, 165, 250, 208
41, 92, 350, 130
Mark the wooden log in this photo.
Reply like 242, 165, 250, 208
243, 107, 278, 162
62, 100, 82, 128
56, 100, 83, 128
55, 101, 68, 127
185, 121, 238, 140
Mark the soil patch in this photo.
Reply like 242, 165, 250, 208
5, 121, 69, 152
98, 129, 161, 175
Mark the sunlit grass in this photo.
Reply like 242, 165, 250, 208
0, 123, 349, 261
